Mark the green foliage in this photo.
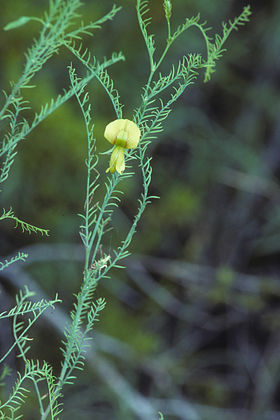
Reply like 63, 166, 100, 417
0, 360, 45, 418
0, 252, 28, 272
204, 5, 251, 81
0, 0, 250, 418
4, 16, 43, 31
0, 208, 49, 236
0, 287, 60, 321
0, 287, 61, 364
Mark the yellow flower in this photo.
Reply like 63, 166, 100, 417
107, 146, 125, 174
104, 119, 141, 174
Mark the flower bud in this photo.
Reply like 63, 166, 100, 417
163, 0, 172, 20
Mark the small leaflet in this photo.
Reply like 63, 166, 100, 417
4, 16, 32, 31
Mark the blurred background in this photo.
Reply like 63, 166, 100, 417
1, 0, 280, 419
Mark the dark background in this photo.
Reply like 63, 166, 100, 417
1, 0, 280, 419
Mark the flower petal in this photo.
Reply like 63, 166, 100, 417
125, 120, 141, 148
104, 119, 124, 144
104, 119, 141, 149
106, 146, 125, 174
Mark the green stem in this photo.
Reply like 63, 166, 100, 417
40, 272, 92, 420
12, 314, 45, 416
167, 19, 171, 42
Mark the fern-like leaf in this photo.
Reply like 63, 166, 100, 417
0, 208, 49, 236
0, 252, 28, 272
0, 288, 61, 364
66, 4, 122, 40
136, 0, 155, 70
204, 5, 251, 81
0, 360, 52, 418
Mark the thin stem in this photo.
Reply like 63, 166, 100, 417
88, 174, 119, 265
167, 19, 171, 42
84, 153, 91, 271
13, 314, 45, 415
40, 273, 92, 420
